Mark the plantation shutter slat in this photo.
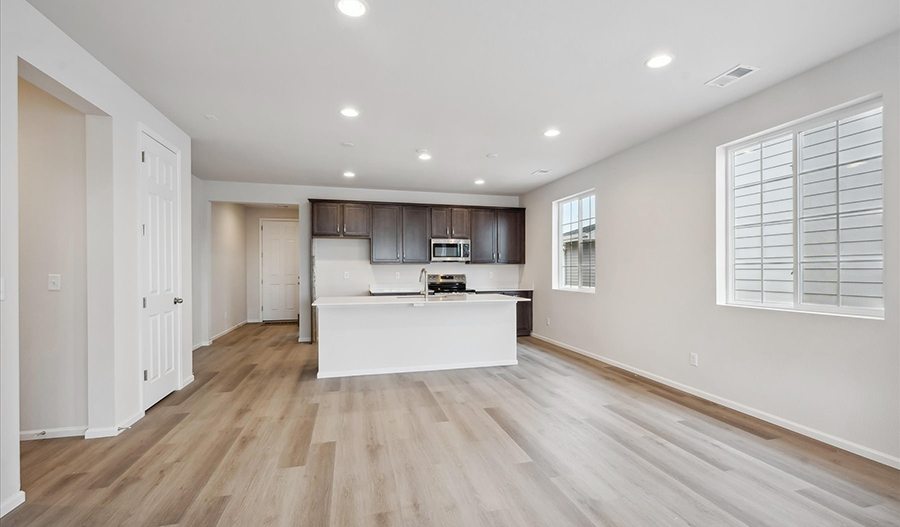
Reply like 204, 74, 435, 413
799, 107, 884, 310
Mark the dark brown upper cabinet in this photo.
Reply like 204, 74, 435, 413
431, 207, 451, 238
342, 203, 371, 237
370, 205, 402, 263
496, 209, 524, 264
450, 207, 470, 238
431, 207, 470, 239
401, 206, 431, 263
470, 209, 497, 263
311, 201, 370, 238
311, 201, 342, 237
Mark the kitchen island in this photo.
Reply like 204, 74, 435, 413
311, 294, 528, 378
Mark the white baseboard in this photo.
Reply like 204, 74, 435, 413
0, 490, 25, 517
247, 319, 262, 324
530, 333, 900, 470
298, 336, 312, 343
20, 426, 87, 441
117, 410, 145, 432
84, 426, 119, 439
192, 341, 210, 351
318, 359, 518, 379
179, 374, 195, 389
210, 321, 246, 342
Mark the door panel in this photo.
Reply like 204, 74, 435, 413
141, 133, 180, 410
371, 205, 402, 263
450, 208, 470, 239
431, 207, 450, 238
311, 202, 341, 237
470, 209, 496, 263
342, 203, 370, 237
496, 210, 523, 264
262, 220, 300, 321
402, 206, 430, 263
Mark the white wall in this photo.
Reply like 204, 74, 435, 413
245, 207, 299, 322
193, 180, 519, 343
17, 78, 88, 438
520, 34, 900, 467
1, 0, 192, 514
210, 203, 247, 339
314, 238, 524, 298
191, 176, 208, 348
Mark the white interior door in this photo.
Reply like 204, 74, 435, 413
261, 220, 299, 322
140, 132, 180, 410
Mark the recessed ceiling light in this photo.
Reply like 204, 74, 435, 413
340, 107, 359, 117
343, 171, 355, 178
416, 149, 432, 160
474, 180, 485, 185
486, 153, 498, 158
543, 128, 561, 137
204, 114, 218, 121
341, 142, 355, 147
335, 0, 368, 17
645, 54, 673, 68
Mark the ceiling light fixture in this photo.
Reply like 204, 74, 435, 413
343, 171, 356, 178
341, 142, 355, 147
335, 0, 368, 17
645, 54, 673, 68
204, 114, 218, 121
486, 153, 498, 158
474, 180, 485, 185
340, 107, 359, 117
416, 149, 432, 160
543, 128, 561, 137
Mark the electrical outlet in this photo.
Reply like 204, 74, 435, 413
546, 317, 551, 326
48, 274, 61, 291
224, 311, 228, 321
395, 272, 400, 279
489, 271, 494, 278
343, 271, 350, 279
690, 353, 698, 367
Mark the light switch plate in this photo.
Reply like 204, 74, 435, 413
343, 271, 349, 279
48, 274, 61, 291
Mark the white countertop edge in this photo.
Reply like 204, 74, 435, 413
368, 285, 534, 293
314, 293, 530, 307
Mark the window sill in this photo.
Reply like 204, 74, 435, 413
719, 301, 884, 321
554, 287, 595, 294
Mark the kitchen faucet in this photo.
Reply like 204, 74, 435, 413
419, 268, 429, 300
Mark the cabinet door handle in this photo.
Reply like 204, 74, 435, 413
446, 227, 450, 236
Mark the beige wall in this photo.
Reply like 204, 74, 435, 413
210, 202, 247, 339
245, 207, 299, 322
520, 34, 900, 466
17, 78, 87, 436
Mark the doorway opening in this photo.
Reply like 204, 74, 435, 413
206, 203, 299, 343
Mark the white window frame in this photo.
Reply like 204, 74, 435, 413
718, 96, 885, 320
552, 189, 596, 293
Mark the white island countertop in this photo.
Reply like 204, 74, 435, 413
314, 293, 529, 307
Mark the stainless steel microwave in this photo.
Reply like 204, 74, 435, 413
431, 239, 471, 262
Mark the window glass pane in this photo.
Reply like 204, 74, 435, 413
557, 194, 595, 289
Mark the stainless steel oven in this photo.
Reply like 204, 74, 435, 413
430, 239, 471, 262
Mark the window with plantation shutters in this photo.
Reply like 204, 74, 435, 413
725, 100, 884, 318
555, 191, 596, 292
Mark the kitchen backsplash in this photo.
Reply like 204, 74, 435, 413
313, 238, 524, 297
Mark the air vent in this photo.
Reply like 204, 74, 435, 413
531, 169, 552, 176
705, 64, 759, 88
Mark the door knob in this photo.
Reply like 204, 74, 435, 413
174, 297, 184, 305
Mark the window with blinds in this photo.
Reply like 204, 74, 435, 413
556, 191, 596, 291
727, 101, 884, 317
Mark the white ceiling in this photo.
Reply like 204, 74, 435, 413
29, 0, 899, 195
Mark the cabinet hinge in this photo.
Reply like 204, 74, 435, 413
142, 297, 147, 308
143, 370, 148, 381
